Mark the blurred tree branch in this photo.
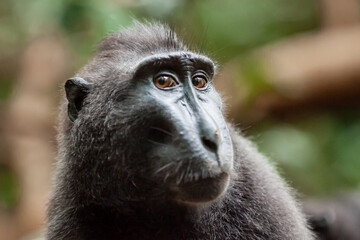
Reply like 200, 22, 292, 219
1, 35, 71, 240
215, 0, 360, 124
217, 28, 360, 123
320, 0, 360, 28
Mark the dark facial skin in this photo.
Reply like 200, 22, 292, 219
65, 51, 233, 205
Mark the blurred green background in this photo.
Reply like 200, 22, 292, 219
1, 0, 360, 239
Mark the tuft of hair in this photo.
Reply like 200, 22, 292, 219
97, 21, 187, 56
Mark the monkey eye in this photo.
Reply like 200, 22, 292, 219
192, 76, 208, 89
154, 75, 177, 89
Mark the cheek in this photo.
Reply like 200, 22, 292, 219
147, 146, 177, 179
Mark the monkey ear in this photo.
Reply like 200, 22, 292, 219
65, 77, 93, 122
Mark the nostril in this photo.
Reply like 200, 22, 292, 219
201, 137, 218, 153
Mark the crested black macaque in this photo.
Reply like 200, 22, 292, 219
47, 22, 313, 240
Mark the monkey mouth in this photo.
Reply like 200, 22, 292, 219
174, 172, 230, 205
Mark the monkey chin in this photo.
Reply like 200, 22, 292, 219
174, 172, 230, 206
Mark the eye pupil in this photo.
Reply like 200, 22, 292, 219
158, 77, 166, 86
154, 75, 177, 89
192, 76, 207, 89
193, 78, 199, 86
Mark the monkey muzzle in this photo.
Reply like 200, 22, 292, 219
146, 103, 233, 204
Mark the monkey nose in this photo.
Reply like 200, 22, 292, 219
201, 130, 220, 154
199, 120, 221, 154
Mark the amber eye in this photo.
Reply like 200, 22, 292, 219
154, 75, 177, 89
192, 76, 208, 89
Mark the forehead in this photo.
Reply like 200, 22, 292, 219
132, 51, 216, 76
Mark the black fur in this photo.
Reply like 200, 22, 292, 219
304, 192, 360, 240
47, 22, 313, 240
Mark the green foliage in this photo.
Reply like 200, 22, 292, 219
251, 112, 360, 196
238, 56, 274, 103
59, 0, 133, 62
0, 0, 320, 63
179, 0, 320, 61
0, 78, 14, 101
0, 164, 19, 209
